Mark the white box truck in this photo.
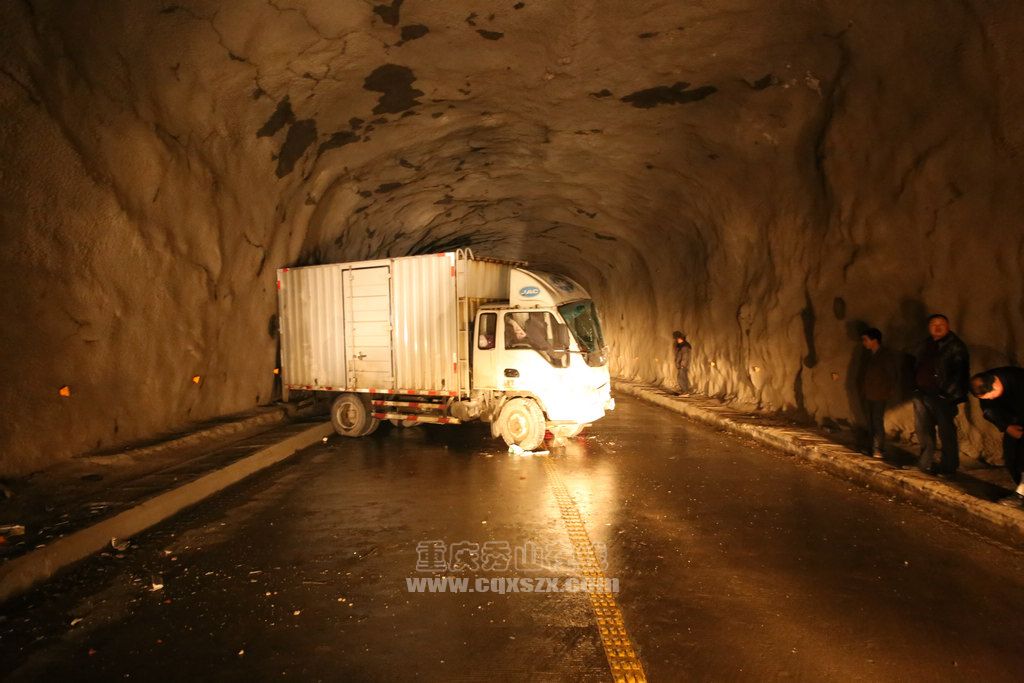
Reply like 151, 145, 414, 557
276, 249, 614, 450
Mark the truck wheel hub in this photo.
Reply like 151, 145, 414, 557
508, 412, 528, 439
335, 402, 357, 429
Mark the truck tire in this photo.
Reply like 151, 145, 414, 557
331, 393, 376, 437
363, 416, 382, 436
497, 398, 546, 451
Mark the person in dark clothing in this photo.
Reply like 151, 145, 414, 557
859, 328, 898, 459
970, 368, 1024, 508
673, 330, 692, 395
911, 314, 970, 476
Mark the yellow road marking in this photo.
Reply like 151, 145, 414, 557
543, 458, 647, 682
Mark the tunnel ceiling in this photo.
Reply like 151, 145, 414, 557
2, 0, 1023, 473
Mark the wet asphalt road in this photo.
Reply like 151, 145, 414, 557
4, 396, 1024, 681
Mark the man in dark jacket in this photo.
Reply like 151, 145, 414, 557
859, 328, 898, 459
970, 367, 1024, 508
673, 330, 692, 395
912, 314, 970, 476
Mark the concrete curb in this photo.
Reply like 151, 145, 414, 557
78, 407, 289, 464
0, 421, 334, 603
614, 381, 1024, 547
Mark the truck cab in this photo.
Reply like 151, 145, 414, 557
472, 269, 614, 448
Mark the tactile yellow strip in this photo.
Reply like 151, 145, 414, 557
543, 458, 647, 682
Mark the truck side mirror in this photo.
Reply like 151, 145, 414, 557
554, 324, 570, 351
550, 324, 571, 368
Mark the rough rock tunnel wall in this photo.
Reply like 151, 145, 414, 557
2, 0, 1023, 475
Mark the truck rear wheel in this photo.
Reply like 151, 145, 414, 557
497, 398, 546, 451
331, 393, 377, 437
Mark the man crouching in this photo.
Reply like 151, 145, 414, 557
970, 367, 1024, 508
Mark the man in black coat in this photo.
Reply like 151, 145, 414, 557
673, 330, 692, 395
970, 367, 1024, 508
911, 314, 970, 476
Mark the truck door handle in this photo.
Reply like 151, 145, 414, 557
354, 352, 367, 360
504, 369, 519, 378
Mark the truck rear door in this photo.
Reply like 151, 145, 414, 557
344, 266, 394, 389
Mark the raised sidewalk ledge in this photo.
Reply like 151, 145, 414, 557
614, 380, 1024, 547
0, 406, 332, 603
74, 406, 290, 464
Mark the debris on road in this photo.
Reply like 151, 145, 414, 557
507, 445, 550, 456
110, 537, 129, 552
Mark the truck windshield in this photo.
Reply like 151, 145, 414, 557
557, 300, 606, 365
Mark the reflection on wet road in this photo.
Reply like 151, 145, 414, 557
4, 396, 1024, 681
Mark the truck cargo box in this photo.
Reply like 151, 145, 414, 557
277, 251, 513, 396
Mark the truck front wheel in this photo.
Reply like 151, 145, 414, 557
497, 398, 546, 451
331, 393, 378, 437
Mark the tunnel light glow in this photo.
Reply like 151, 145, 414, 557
191, 375, 202, 384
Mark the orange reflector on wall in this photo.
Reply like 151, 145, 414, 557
192, 375, 201, 384
59, 385, 71, 397
273, 367, 280, 375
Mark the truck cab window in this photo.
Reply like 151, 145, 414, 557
557, 299, 607, 367
503, 312, 567, 367
477, 312, 497, 350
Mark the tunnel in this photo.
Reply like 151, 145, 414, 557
2, 2, 1023, 471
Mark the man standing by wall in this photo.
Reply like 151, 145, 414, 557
912, 314, 970, 477
970, 368, 1024, 508
859, 328, 897, 459
673, 331, 692, 396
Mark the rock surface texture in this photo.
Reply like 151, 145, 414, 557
2, 1, 1022, 474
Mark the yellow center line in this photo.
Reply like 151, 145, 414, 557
543, 458, 647, 683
